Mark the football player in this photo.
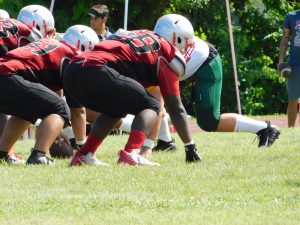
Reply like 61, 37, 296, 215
140, 36, 281, 157
179, 36, 280, 146
0, 25, 99, 165
0, 5, 56, 162
64, 14, 202, 166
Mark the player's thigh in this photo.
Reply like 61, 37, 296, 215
0, 75, 70, 124
192, 56, 222, 131
64, 64, 160, 117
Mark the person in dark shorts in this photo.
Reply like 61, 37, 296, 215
64, 14, 202, 166
0, 25, 99, 165
0, 5, 55, 163
278, 9, 300, 127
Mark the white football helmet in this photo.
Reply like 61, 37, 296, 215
0, 9, 10, 19
63, 25, 99, 52
17, 5, 55, 38
154, 14, 194, 53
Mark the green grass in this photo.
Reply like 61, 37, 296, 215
0, 128, 299, 225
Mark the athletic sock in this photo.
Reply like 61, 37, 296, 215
158, 116, 172, 142
124, 130, 146, 153
234, 115, 268, 133
142, 138, 155, 149
80, 133, 102, 155
119, 114, 134, 133
63, 126, 75, 139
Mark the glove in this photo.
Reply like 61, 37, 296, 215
185, 144, 202, 163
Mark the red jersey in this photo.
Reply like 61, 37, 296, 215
0, 38, 79, 91
0, 18, 43, 57
70, 29, 185, 96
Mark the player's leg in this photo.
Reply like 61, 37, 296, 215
65, 94, 87, 149
25, 82, 70, 165
0, 76, 35, 164
0, 116, 29, 164
193, 54, 280, 147
287, 99, 298, 127
142, 86, 176, 154
286, 68, 300, 127
0, 113, 9, 137
64, 64, 159, 166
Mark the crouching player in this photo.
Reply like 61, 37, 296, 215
0, 25, 99, 165
63, 14, 202, 166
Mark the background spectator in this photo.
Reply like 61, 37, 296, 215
88, 4, 112, 41
278, 9, 300, 127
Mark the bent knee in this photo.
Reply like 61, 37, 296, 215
195, 109, 220, 132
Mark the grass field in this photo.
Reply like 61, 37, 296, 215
0, 127, 299, 225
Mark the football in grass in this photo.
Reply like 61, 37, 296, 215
49, 136, 74, 159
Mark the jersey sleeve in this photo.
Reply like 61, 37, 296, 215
283, 13, 291, 30
157, 56, 180, 97
25, 28, 43, 43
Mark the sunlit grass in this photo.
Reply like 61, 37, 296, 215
0, 128, 299, 225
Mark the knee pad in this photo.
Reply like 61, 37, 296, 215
194, 108, 220, 132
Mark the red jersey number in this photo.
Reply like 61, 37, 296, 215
112, 31, 160, 54
23, 39, 60, 56
0, 20, 18, 38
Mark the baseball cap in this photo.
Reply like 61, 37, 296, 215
88, 5, 109, 18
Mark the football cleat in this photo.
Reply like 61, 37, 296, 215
185, 144, 202, 163
26, 151, 55, 165
117, 149, 160, 166
256, 121, 280, 147
70, 151, 109, 166
152, 139, 177, 152
0, 154, 25, 164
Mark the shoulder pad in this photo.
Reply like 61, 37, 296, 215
27, 28, 43, 42
168, 51, 186, 79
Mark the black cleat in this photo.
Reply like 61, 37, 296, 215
26, 150, 55, 165
185, 144, 202, 163
152, 139, 177, 152
256, 121, 280, 147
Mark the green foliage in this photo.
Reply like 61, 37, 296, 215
0, 0, 298, 115
171, 0, 297, 115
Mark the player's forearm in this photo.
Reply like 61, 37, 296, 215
168, 107, 193, 143
278, 37, 289, 63
278, 29, 290, 63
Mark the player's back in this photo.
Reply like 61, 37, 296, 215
70, 29, 178, 87
0, 18, 42, 56
0, 38, 78, 90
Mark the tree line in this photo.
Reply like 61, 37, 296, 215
1, 0, 299, 115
